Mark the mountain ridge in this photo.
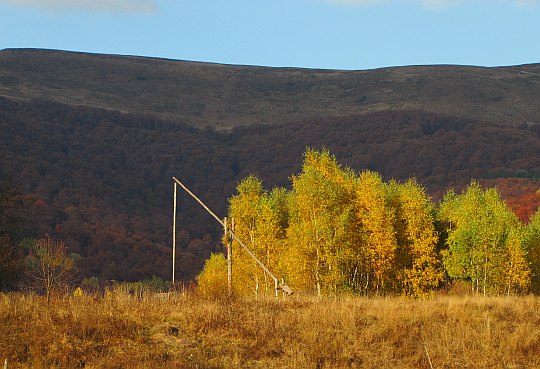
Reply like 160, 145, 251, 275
2, 48, 540, 130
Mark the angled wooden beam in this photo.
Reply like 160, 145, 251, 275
172, 176, 292, 295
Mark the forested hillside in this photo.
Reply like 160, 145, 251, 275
1, 96, 538, 283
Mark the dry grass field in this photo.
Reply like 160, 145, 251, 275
1, 291, 540, 369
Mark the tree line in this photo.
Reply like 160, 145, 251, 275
198, 149, 540, 297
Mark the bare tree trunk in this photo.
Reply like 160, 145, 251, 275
365, 273, 370, 296
483, 254, 488, 296
255, 278, 259, 298
316, 248, 321, 297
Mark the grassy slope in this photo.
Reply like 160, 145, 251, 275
1, 292, 540, 368
1, 48, 540, 129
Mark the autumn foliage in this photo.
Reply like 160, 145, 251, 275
198, 149, 539, 297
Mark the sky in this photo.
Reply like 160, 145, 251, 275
1, 0, 540, 70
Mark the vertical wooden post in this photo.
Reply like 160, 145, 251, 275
228, 218, 234, 297
172, 182, 177, 286
224, 217, 233, 297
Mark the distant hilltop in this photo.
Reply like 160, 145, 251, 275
1, 48, 540, 130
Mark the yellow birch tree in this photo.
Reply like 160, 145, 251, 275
285, 149, 358, 295
227, 176, 289, 296
391, 179, 443, 297
353, 171, 396, 295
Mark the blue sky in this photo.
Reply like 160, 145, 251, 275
1, 0, 539, 70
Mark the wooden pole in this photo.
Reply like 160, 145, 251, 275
228, 218, 233, 296
172, 182, 177, 285
172, 176, 292, 296
224, 217, 233, 297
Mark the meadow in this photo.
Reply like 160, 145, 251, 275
1, 290, 540, 368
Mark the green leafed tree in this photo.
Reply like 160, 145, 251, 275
524, 209, 540, 293
439, 182, 529, 295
